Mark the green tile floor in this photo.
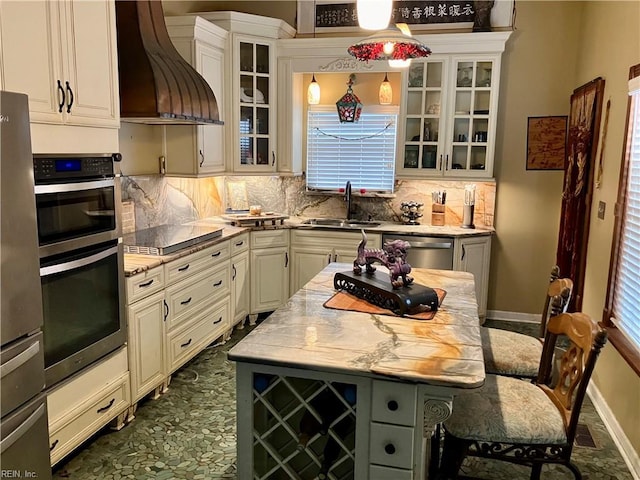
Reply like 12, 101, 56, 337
52, 320, 634, 479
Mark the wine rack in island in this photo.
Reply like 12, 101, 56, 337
252, 373, 358, 480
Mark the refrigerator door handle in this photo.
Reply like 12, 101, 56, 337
0, 341, 40, 379
0, 403, 46, 454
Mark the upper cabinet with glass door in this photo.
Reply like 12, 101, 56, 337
398, 52, 503, 179
199, 11, 296, 174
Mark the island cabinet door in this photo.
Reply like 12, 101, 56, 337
234, 363, 373, 480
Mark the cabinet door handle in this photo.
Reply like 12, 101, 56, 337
285, 252, 289, 268
327, 253, 331, 265
384, 443, 396, 455
199, 149, 205, 167
180, 297, 192, 305
178, 264, 190, 272
438, 155, 443, 170
333, 253, 338, 262
271, 151, 276, 166
211, 251, 221, 257
57, 80, 65, 113
445, 154, 449, 170
213, 316, 222, 325
65, 81, 74, 113
139, 279, 154, 288
50, 439, 59, 451
232, 264, 237, 280
214, 280, 222, 287
163, 300, 169, 321
461, 244, 466, 261
181, 338, 192, 348
96, 398, 115, 414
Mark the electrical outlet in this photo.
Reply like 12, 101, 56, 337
598, 201, 606, 220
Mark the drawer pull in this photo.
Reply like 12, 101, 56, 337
96, 398, 115, 414
387, 400, 399, 411
178, 264, 190, 272
235, 240, 244, 247
384, 443, 396, 455
213, 280, 222, 287
214, 316, 222, 325
180, 297, 192, 305
181, 338, 193, 348
211, 251, 221, 257
50, 439, 59, 451
139, 279, 154, 288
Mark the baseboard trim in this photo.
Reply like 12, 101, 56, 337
587, 382, 640, 480
486, 309, 540, 323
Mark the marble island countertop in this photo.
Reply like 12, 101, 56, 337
123, 216, 492, 277
228, 262, 485, 388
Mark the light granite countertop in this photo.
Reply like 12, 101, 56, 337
228, 262, 485, 388
123, 223, 248, 276
123, 216, 492, 277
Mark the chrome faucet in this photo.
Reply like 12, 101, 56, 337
344, 181, 353, 220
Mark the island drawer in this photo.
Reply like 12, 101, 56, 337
371, 381, 417, 426
164, 240, 230, 284
251, 229, 288, 249
126, 265, 165, 304
369, 422, 414, 469
369, 465, 413, 480
231, 232, 250, 255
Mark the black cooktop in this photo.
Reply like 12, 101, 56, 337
123, 224, 223, 256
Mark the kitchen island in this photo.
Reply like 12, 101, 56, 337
230, 263, 484, 480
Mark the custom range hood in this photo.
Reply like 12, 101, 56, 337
115, 0, 222, 125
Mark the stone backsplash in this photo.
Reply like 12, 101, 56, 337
121, 175, 495, 230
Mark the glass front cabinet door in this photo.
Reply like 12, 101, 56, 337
398, 54, 501, 178
234, 36, 277, 173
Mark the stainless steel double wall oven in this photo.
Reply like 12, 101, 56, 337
34, 153, 126, 388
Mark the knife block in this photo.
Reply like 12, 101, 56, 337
431, 204, 445, 226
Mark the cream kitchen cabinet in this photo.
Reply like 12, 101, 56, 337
164, 16, 227, 176
454, 235, 492, 320
125, 240, 232, 414
231, 233, 251, 328
397, 53, 503, 179
0, 0, 119, 153
199, 11, 296, 174
289, 230, 382, 295
47, 347, 130, 466
249, 229, 289, 322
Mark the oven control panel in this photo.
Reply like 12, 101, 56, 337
34, 153, 121, 183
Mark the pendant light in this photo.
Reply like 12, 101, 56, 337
357, 0, 392, 30
379, 73, 392, 105
307, 73, 320, 105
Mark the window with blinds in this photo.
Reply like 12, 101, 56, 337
610, 73, 640, 352
306, 106, 397, 193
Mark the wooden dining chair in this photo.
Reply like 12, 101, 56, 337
437, 312, 608, 480
481, 266, 573, 379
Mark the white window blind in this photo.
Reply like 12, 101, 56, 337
306, 106, 397, 193
612, 84, 640, 349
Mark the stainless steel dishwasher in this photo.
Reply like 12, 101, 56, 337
381, 234, 454, 270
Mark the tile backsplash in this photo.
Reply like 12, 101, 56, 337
121, 175, 495, 230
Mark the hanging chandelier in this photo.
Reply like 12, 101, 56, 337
336, 74, 363, 123
347, 24, 431, 64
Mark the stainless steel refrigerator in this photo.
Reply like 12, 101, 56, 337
1, 91, 52, 478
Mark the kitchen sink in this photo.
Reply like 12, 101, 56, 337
300, 218, 381, 228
